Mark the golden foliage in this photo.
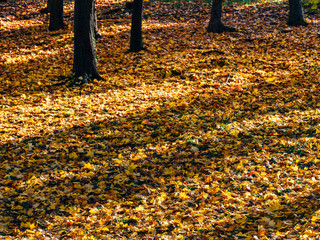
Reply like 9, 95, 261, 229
1, 0, 320, 239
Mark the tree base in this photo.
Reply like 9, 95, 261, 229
207, 22, 237, 33
287, 19, 308, 26
40, 7, 49, 14
95, 32, 102, 39
49, 25, 64, 31
73, 73, 103, 85
128, 46, 145, 53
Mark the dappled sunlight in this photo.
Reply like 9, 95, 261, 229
0, 79, 195, 144
0, 19, 43, 31
143, 20, 190, 30
2, 48, 66, 65
2, 0, 320, 239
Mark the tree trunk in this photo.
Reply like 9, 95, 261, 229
93, 5, 101, 39
288, 0, 308, 26
207, 0, 223, 33
49, 0, 64, 31
207, 0, 235, 33
129, 0, 143, 52
47, 0, 53, 13
74, 0, 101, 81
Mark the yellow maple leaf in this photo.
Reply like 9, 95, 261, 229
128, 163, 137, 172
86, 150, 94, 157
84, 162, 94, 170
179, 192, 189, 200
135, 205, 144, 212
89, 208, 99, 214
100, 226, 109, 231
266, 77, 277, 83
69, 152, 78, 159
292, 165, 299, 171
49, 203, 56, 210
22, 222, 36, 230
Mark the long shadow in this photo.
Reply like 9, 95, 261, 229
2, 1, 320, 237
2, 76, 320, 237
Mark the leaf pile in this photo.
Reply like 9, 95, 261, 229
1, 0, 320, 239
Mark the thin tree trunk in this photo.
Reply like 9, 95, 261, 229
129, 0, 143, 52
93, 5, 102, 39
49, 0, 64, 31
288, 0, 308, 26
74, 0, 101, 81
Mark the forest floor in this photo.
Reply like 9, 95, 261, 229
1, 0, 320, 239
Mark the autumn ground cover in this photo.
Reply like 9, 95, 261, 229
1, 0, 320, 239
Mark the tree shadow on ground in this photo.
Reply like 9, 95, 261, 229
2, 0, 320, 238
2, 74, 320, 237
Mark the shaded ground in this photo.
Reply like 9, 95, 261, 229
1, 0, 320, 239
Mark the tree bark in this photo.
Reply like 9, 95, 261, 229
93, 5, 102, 39
49, 0, 64, 31
47, 0, 53, 13
129, 0, 143, 52
207, 0, 223, 33
74, 0, 101, 81
288, 0, 308, 26
207, 0, 235, 33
